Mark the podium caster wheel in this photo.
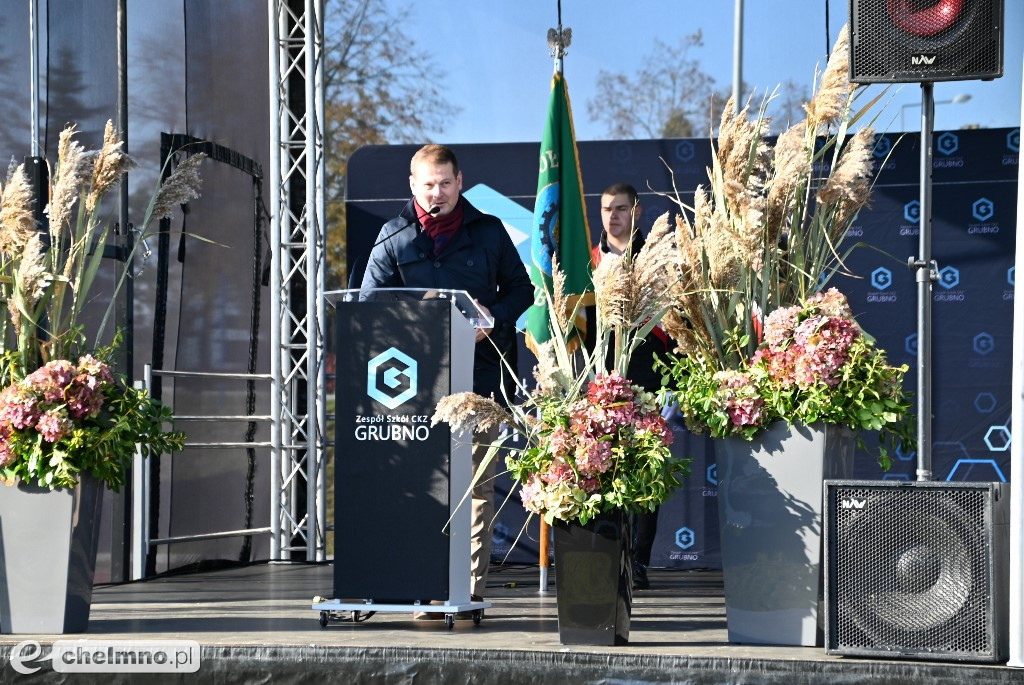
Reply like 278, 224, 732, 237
472, 610, 482, 626
444, 614, 454, 630
319, 611, 329, 628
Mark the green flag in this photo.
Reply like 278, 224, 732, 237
526, 72, 593, 354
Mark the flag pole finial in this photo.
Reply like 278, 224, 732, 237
547, 26, 571, 73
547, 1, 570, 74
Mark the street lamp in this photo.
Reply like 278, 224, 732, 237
900, 93, 972, 130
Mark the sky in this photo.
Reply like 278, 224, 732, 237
390, 0, 1023, 144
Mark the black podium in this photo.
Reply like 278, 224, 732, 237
315, 289, 489, 627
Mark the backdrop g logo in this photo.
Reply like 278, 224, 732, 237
972, 197, 994, 222
674, 527, 696, 550
936, 132, 958, 156
871, 267, 892, 291
367, 348, 417, 409
903, 200, 920, 223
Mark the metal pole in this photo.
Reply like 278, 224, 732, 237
732, 0, 743, 114
29, 0, 40, 156
107, 0, 133, 586
915, 83, 935, 482
1007, 54, 1024, 669
131, 366, 153, 581
267, 0, 284, 560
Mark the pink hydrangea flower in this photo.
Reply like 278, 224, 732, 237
36, 408, 72, 443
575, 437, 612, 477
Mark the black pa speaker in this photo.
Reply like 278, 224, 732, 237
824, 480, 1009, 662
849, 0, 1004, 83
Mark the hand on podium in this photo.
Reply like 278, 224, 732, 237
474, 300, 493, 343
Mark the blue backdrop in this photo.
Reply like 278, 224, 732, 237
346, 127, 1020, 569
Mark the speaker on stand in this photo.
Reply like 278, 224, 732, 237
824, 480, 1009, 662
850, 0, 1003, 83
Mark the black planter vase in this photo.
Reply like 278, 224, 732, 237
552, 510, 633, 645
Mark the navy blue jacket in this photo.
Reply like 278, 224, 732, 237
359, 198, 533, 401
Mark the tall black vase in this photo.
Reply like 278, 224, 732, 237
552, 510, 633, 645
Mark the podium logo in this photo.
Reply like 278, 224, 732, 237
367, 347, 417, 409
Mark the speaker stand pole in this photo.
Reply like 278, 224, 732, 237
909, 82, 937, 483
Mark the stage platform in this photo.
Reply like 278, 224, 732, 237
0, 561, 1019, 683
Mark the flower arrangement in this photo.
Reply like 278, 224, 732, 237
655, 25, 914, 466
0, 343, 183, 489
433, 212, 689, 525
0, 121, 201, 489
507, 370, 675, 524
662, 288, 912, 468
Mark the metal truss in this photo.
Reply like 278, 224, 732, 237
268, 0, 327, 560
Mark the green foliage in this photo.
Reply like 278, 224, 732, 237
0, 340, 184, 491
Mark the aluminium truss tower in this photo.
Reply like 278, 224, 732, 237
268, 0, 327, 561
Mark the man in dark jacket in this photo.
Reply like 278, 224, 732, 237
590, 182, 670, 590
360, 144, 533, 610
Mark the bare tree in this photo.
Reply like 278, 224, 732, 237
324, 0, 460, 289
586, 31, 718, 140
769, 79, 811, 134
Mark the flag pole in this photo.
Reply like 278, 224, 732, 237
537, 4, 572, 595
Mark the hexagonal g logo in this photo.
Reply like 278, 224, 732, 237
872, 134, 891, 159
936, 131, 958, 156
972, 197, 994, 222
905, 333, 917, 356
366, 347, 418, 409
938, 265, 959, 290
1008, 128, 1020, 153
871, 267, 892, 290
675, 527, 696, 550
973, 332, 994, 356
903, 200, 920, 224
675, 140, 695, 163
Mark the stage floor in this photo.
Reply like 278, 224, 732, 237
0, 562, 1019, 684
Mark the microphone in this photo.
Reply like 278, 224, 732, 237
349, 204, 442, 288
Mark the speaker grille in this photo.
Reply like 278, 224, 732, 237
825, 482, 1007, 661
850, 0, 1003, 83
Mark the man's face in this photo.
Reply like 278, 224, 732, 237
601, 192, 639, 242
410, 161, 462, 216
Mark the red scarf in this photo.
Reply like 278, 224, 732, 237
416, 198, 464, 255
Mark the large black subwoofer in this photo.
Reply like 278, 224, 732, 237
824, 480, 1009, 662
849, 0, 1004, 83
